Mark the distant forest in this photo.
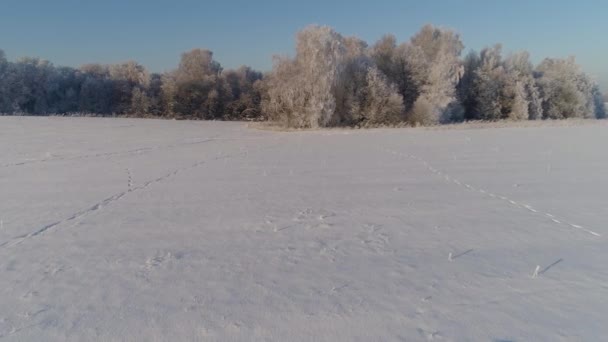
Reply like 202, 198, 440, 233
0, 24, 605, 128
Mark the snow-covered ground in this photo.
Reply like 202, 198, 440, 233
1, 117, 607, 341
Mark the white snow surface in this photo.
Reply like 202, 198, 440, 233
1, 117, 607, 341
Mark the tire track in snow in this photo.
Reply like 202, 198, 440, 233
0, 137, 219, 168
385, 148, 601, 238
0, 150, 250, 249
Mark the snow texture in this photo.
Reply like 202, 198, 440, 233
1, 117, 607, 341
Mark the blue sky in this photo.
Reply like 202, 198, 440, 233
1, 0, 606, 89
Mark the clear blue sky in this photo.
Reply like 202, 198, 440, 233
1, 0, 606, 89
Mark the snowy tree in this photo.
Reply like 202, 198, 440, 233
46, 66, 81, 114
108, 61, 150, 114
0, 49, 6, 72
262, 25, 348, 128
523, 78, 544, 120
263, 26, 407, 128
336, 35, 405, 126
508, 81, 529, 120
368, 28, 466, 125
7, 57, 55, 114
536, 57, 593, 119
79, 65, 112, 114
293, 25, 347, 127
221, 66, 264, 120
160, 72, 177, 117
594, 88, 606, 119
337, 67, 405, 126
146, 73, 164, 116
457, 51, 481, 120
472, 45, 506, 121
130, 87, 150, 115
371, 35, 398, 81
170, 49, 226, 119
409, 25, 464, 124
362, 67, 404, 125
370, 36, 426, 119
261, 56, 301, 126
333, 47, 371, 125
504, 51, 542, 120
0, 50, 9, 113
176, 49, 221, 84
459, 48, 542, 121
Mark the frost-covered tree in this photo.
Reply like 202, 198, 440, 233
7, 57, 55, 114
371, 35, 398, 81
369, 28, 464, 125
108, 61, 150, 114
130, 87, 150, 115
459, 48, 543, 121
472, 45, 506, 121
535, 57, 595, 119
335, 57, 404, 126
359, 67, 404, 125
293, 25, 347, 127
46, 66, 81, 114
79, 64, 112, 114
263, 26, 405, 128
169, 49, 227, 119
261, 56, 300, 126
0, 50, 9, 113
594, 88, 606, 119
160, 72, 177, 117
176, 49, 221, 84
503, 51, 543, 120
336, 35, 405, 126
221, 66, 264, 120
146, 73, 164, 116
457, 51, 481, 120
508, 81, 529, 120
370, 35, 425, 119
262, 25, 348, 128
409, 25, 464, 124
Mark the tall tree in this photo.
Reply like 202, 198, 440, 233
170, 49, 224, 119
262, 25, 348, 128
409, 25, 465, 124
109, 61, 150, 114
536, 57, 594, 119
473, 45, 506, 121
0, 50, 9, 113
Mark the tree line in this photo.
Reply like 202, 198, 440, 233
0, 49, 263, 120
0, 24, 605, 127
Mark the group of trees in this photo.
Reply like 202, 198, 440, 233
263, 25, 605, 128
160, 49, 263, 120
1, 24, 605, 126
0, 49, 263, 120
458, 47, 605, 121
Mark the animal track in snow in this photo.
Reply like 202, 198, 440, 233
126, 168, 133, 191
270, 208, 337, 232
0, 150, 250, 249
0, 136, 219, 168
358, 223, 390, 253
144, 251, 178, 270
385, 148, 601, 238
